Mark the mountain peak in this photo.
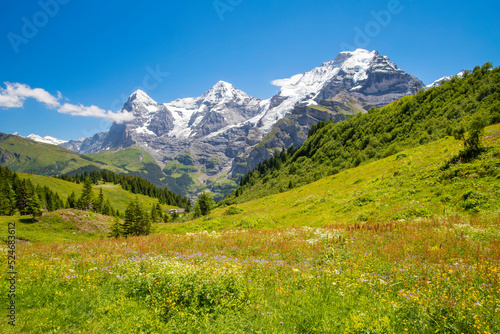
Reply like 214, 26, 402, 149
201, 81, 250, 104
213, 80, 234, 88
206, 81, 236, 94
26, 134, 68, 145
128, 89, 155, 104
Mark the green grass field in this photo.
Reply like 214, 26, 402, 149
157, 124, 500, 235
1, 215, 499, 333
1, 126, 499, 332
17, 173, 177, 214
0, 210, 114, 244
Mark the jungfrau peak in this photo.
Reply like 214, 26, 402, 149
256, 49, 422, 131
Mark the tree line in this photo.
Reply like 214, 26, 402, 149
0, 165, 120, 219
0, 165, 60, 217
55, 169, 191, 209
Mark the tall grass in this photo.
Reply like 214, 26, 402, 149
1, 215, 499, 333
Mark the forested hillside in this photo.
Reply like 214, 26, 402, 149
223, 63, 500, 205
56, 170, 191, 209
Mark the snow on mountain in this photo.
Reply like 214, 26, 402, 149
426, 70, 466, 89
59, 49, 425, 199
255, 49, 417, 131
164, 81, 264, 138
26, 134, 68, 145
124, 89, 161, 115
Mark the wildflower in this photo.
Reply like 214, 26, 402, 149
280, 322, 283, 325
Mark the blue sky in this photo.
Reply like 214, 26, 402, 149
1, 0, 499, 140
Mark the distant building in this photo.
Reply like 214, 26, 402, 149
168, 208, 186, 215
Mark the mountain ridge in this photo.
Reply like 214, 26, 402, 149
20, 49, 428, 199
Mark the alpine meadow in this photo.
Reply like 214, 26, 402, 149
1, 1, 500, 332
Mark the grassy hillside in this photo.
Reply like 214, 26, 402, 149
0, 210, 113, 243
17, 173, 177, 213
85, 146, 171, 189
225, 64, 500, 205
0, 133, 125, 175
159, 124, 500, 234
0, 135, 185, 196
2, 66, 499, 334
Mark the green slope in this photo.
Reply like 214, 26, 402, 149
0, 133, 125, 175
224, 63, 500, 205
85, 147, 166, 188
0, 210, 114, 243
0, 135, 184, 197
159, 124, 500, 234
86, 146, 156, 170
17, 172, 178, 213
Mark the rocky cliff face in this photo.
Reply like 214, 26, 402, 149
230, 93, 369, 178
315, 50, 422, 107
61, 49, 424, 200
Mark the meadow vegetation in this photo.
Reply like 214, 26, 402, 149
1, 215, 499, 333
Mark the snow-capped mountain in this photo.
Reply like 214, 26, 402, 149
426, 70, 467, 89
164, 81, 266, 138
255, 49, 422, 131
61, 49, 424, 198
16, 133, 68, 146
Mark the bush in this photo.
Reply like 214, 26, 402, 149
224, 207, 244, 215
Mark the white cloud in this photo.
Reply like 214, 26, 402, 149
271, 74, 303, 87
0, 82, 135, 123
0, 82, 60, 108
58, 103, 134, 123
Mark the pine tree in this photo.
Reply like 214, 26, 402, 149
16, 179, 30, 215
0, 179, 16, 216
150, 203, 158, 223
95, 188, 105, 213
27, 193, 43, 221
123, 197, 151, 236
66, 191, 77, 209
109, 217, 123, 238
79, 178, 94, 211
151, 202, 163, 223
171, 210, 179, 221
102, 199, 112, 216
196, 192, 214, 216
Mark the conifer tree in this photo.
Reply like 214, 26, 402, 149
27, 192, 43, 220
0, 179, 16, 216
66, 191, 77, 209
150, 202, 163, 223
102, 199, 113, 216
123, 197, 151, 236
109, 217, 123, 238
150, 203, 158, 223
16, 179, 30, 215
79, 178, 94, 211
95, 188, 105, 213
196, 192, 214, 216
